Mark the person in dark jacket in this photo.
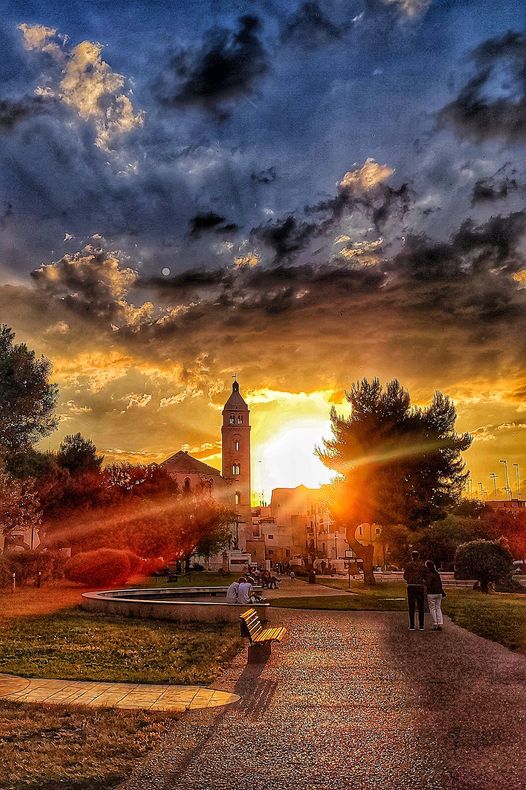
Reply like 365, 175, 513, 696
403, 550, 427, 630
425, 560, 445, 631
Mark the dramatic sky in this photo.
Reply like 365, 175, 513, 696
0, 0, 525, 500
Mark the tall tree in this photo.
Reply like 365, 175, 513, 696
57, 433, 103, 474
317, 378, 472, 585
0, 325, 58, 453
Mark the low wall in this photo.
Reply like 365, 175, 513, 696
81, 587, 270, 624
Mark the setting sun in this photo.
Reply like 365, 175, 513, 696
253, 419, 335, 502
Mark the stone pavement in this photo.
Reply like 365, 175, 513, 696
121, 609, 526, 790
0, 674, 239, 712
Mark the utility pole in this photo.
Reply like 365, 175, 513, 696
500, 460, 512, 500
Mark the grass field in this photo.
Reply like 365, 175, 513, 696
0, 583, 243, 790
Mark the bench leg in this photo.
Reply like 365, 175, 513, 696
248, 642, 271, 664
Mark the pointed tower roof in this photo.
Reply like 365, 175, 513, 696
223, 379, 249, 412
161, 450, 222, 477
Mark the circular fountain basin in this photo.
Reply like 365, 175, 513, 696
81, 586, 270, 624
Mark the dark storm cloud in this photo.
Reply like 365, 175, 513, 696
0, 95, 51, 132
249, 166, 412, 263
280, 2, 348, 47
305, 177, 412, 234
30, 249, 137, 321
155, 15, 268, 115
188, 212, 238, 237
251, 166, 277, 184
251, 215, 318, 261
439, 30, 526, 142
471, 171, 520, 205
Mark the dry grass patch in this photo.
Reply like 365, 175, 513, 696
0, 700, 173, 790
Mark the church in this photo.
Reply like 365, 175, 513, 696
161, 379, 252, 553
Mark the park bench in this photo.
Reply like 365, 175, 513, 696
240, 608, 286, 663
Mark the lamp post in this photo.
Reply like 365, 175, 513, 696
513, 463, 521, 498
489, 473, 497, 497
500, 460, 512, 500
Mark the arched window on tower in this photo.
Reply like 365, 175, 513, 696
237, 415, 243, 425
232, 463, 240, 475
229, 414, 235, 425
235, 491, 240, 506
183, 477, 191, 494
233, 439, 240, 452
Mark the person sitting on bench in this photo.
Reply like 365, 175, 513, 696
237, 576, 254, 605
225, 578, 240, 604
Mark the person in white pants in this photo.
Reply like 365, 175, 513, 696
425, 560, 445, 630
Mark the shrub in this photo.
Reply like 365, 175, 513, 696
65, 548, 132, 587
7, 550, 55, 584
455, 538, 513, 593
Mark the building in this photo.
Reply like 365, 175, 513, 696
486, 499, 526, 510
161, 378, 252, 557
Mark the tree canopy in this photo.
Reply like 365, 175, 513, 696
455, 539, 513, 593
318, 378, 472, 529
317, 378, 472, 584
0, 325, 58, 453
57, 433, 103, 474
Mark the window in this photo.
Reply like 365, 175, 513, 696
237, 415, 243, 425
233, 440, 240, 452
183, 478, 191, 493
267, 534, 273, 540
232, 463, 240, 475
229, 414, 235, 425
235, 491, 240, 505
375, 528, 381, 536
358, 526, 362, 536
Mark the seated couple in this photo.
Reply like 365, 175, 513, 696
226, 577, 255, 605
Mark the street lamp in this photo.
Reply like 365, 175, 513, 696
500, 460, 512, 500
489, 473, 497, 497
513, 463, 521, 498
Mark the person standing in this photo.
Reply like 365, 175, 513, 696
403, 550, 427, 631
425, 560, 445, 631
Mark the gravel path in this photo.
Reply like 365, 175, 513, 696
121, 610, 526, 790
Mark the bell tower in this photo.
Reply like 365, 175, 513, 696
222, 378, 251, 549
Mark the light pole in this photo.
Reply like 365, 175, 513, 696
500, 460, 512, 500
513, 463, 521, 498
489, 473, 497, 497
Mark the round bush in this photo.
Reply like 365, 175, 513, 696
65, 548, 132, 587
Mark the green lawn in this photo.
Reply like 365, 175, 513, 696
0, 608, 243, 685
0, 584, 244, 790
443, 590, 526, 653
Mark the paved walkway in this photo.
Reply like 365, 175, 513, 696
122, 609, 526, 790
0, 674, 239, 712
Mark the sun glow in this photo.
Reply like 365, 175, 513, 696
253, 419, 335, 503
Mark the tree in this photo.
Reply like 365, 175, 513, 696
414, 515, 492, 569
318, 378, 472, 585
0, 471, 42, 548
0, 325, 58, 453
455, 538, 513, 593
57, 433, 103, 474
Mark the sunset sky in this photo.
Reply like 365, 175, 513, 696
0, 0, 525, 501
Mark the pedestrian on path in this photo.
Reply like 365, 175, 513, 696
403, 550, 427, 630
425, 560, 445, 631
